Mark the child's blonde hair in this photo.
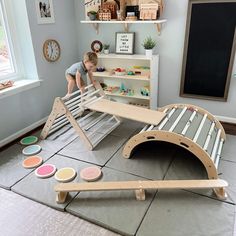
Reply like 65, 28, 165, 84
84, 52, 98, 66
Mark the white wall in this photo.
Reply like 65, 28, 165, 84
0, 0, 79, 143
75, 0, 236, 118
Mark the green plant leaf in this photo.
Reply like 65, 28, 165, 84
142, 36, 157, 50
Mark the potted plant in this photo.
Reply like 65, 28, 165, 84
103, 44, 110, 54
142, 36, 157, 57
87, 11, 97, 21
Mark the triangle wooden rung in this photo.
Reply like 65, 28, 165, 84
40, 83, 121, 150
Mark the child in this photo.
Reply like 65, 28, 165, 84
64, 52, 98, 99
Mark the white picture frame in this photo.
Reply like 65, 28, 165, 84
35, 0, 55, 24
115, 32, 135, 55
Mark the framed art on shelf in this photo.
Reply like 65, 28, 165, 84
35, 0, 55, 24
115, 32, 135, 55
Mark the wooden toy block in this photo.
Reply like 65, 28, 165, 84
139, 0, 164, 16
140, 4, 159, 20
98, 8, 112, 21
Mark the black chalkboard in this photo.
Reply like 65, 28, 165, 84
180, 0, 236, 101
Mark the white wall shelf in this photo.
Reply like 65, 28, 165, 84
94, 54, 159, 109
97, 53, 153, 60
80, 20, 167, 34
104, 91, 150, 100
93, 71, 149, 81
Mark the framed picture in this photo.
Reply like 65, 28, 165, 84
115, 32, 135, 55
35, 0, 55, 24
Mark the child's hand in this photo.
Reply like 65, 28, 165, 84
81, 86, 85, 93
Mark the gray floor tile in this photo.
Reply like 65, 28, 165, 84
110, 120, 144, 138
59, 134, 127, 166
32, 126, 79, 154
91, 118, 143, 139
66, 167, 156, 236
75, 113, 143, 139
218, 160, 236, 204
221, 134, 236, 163
137, 190, 235, 236
12, 154, 97, 211
164, 147, 208, 180
106, 141, 176, 180
164, 147, 236, 204
0, 144, 54, 189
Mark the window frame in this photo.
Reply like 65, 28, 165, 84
0, 0, 24, 82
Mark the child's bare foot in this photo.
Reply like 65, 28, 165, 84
62, 93, 72, 100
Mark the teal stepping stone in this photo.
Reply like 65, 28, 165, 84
22, 145, 42, 156
20, 136, 38, 146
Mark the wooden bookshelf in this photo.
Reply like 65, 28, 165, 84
93, 54, 159, 109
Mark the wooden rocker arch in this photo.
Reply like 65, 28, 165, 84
123, 104, 227, 199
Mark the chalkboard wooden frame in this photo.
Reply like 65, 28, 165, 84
180, 0, 236, 101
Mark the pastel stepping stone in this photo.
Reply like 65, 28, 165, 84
22, 156, 43, 169
20, 136, 38, 146
35, 164, 56, 178
55, 167, 77, 183
80, 166, 102, 182
22, 145, 42, 156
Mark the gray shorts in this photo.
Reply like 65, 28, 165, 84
65, 72, 87, 86
65, 72, 76, 79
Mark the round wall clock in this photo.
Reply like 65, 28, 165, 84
43, 39, 61, 62
91, 40, 103, 53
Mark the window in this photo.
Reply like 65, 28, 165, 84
0, 0, 16, 80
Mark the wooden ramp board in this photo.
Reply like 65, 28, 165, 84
55, 179, 228, 192
55, 179, 227, 203
85, 99, 166, 126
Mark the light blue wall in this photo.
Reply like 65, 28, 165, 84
75, 0, 236, 118
0, 0, 78, 142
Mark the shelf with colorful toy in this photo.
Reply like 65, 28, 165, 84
95, 54, 159, 109
103, 83, 150, 101
93, 71, 150, 81
104, 91, 150, 100
80, 20, 167, 34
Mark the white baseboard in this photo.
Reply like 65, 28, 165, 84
0, 116, 48, 148
215, 115, 236, 124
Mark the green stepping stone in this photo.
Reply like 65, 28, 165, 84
20, 136, 38, 146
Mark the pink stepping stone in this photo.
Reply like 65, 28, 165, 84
80, 166, 102, 182
35, 164, 57, 178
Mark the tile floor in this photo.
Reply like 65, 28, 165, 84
0, 119, 236, 236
